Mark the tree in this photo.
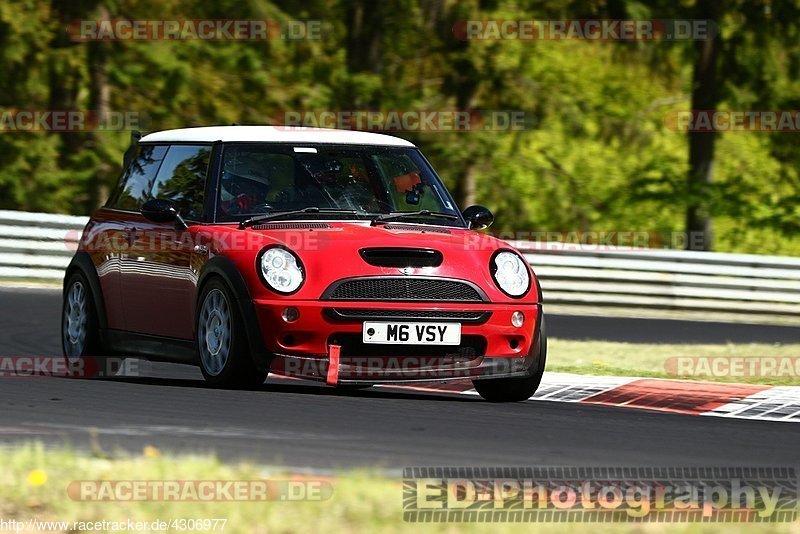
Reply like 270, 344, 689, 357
685, 1, 723, 251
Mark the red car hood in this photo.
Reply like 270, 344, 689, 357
202, 221, 538, 304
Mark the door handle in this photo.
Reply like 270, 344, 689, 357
123, 226, 135, 246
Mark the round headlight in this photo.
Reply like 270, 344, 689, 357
259, 247, 304, 294
491, 251, 530, 297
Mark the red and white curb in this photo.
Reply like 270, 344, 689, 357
366, 373, 800, 423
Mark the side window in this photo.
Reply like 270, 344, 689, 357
372, 153, 438, 211
150, 145, 211, 221
107, 145, 168, 211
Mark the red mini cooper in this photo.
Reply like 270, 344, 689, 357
62, 126, 545, 401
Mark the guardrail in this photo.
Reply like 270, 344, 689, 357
511, 241, 800, 321
0, 210, 86, 281
1, 210, 798, 323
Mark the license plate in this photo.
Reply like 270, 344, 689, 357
362, 322, 461, 345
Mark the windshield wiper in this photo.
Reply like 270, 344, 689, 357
239, 207, 361, 228
371, 210, 460, 226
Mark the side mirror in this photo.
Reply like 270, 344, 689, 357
462, 205, 494, 230
141, 199, 187, 228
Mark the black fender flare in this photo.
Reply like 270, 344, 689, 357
64, 252, 108, 331
196, 256, 272, 371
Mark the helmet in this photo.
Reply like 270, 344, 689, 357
224, 159, 271, 187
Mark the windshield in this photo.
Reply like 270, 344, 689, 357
216, 143, 463, 226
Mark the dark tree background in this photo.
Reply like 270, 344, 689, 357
1, 0, 799, 254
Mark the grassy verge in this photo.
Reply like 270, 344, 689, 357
548, 339, 800, 386
544, 305, 800, 327
1, 444, 797, 534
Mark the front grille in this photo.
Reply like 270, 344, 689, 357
329, 333, 487, 360
323, 277, 486, 302
325, 308, 491, 323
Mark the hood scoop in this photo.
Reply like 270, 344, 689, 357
359, 247, 443, 268
382, 223, 451, 235
252, 222, 332, 230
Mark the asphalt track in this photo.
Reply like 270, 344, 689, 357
0, 286, 798, 468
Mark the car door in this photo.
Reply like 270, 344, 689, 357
121, 144, 212, 339
100, 144, 169, 331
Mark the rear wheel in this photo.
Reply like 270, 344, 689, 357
196, 279, 267, 389
473, 318, 547, 402
61, 272, 101, 369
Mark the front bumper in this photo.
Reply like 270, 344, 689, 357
252, 298, 542, 384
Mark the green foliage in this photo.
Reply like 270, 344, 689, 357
0, 0, 798, 254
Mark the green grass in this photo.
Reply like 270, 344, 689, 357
548, 339, 800, 386
2, 444, 798, 533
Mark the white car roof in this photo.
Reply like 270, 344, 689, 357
139, 126, 416, 147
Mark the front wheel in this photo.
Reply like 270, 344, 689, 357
196, 279, 267, 389
472, 317, 547, 402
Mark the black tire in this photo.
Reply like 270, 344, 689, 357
196, 278, 267, 389
472, 317, 547, 402
61, 271, 102, 375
